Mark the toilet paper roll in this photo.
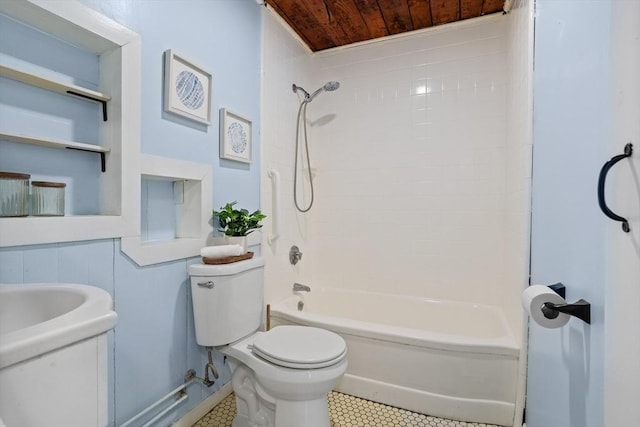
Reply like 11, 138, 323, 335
522, 285, 570, 329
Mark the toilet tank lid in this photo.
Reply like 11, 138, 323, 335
188, 256, 264, 277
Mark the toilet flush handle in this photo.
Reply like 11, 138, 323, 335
197, 281, 215, 289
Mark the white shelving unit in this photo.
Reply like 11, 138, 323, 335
0, 60, 111, 121
0, 131, 109, 153
0, 1, 213, 262
0, 131, 110, 172
0, 63, 110, 103
0, 0, 141, 247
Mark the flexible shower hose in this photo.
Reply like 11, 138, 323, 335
294, 100, 314, 212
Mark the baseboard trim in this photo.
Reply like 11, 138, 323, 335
171, 382, 233, 427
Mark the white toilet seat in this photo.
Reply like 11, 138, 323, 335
251, 326, 346, 369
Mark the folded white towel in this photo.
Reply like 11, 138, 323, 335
201, 245, 243, 259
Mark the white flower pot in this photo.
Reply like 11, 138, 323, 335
225, 235, 248, 254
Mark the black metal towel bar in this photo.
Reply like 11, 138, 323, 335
597, 143, 633, 232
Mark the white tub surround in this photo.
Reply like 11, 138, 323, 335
270, 288, 520, 427
261, 10, 533, 425
0, 283, 117, 427
261, 10, 531, 337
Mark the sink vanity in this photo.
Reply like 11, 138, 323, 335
0, 283, 117, 427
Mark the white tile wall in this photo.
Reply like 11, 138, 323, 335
262, 9, 532, 341
308, 16, 510, 305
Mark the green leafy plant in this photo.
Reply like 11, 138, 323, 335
213, 201, 266, 236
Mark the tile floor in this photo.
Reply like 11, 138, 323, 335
193, 391, 501, 427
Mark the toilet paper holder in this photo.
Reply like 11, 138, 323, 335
543, 283, 591, 324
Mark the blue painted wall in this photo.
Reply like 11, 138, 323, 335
81, 0, 262, 213
0, 1, 262, 425
527, 1, 609, 426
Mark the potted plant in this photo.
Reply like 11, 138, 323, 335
213, 201, 266, 253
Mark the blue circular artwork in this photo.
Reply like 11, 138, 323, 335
228, 122, 247, 154
175, 70, 205, 110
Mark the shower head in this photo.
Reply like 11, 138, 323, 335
293, 81, 341, 103
323, 81, 340, 91
309, 81, 340, 101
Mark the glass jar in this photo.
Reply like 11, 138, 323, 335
0, 172, 30, 217
31, 181, 66, 216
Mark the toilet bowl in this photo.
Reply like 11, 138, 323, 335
223, 326, 347, 427
188, 257, 347, 427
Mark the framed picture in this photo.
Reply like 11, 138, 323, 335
163, 50, 212, 125
220, 108, 252, 163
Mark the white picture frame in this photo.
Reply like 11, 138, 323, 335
163, 50, 212, 125
219, 108, 252, 163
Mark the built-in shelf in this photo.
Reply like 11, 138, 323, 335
121, 155, 213, 266
0, 63, 111, 121
0, 131, 110, 172
0, 0, 141, 248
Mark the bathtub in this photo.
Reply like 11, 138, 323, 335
269, 288, 521, 427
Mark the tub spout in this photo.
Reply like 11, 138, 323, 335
293, 283, 311, 292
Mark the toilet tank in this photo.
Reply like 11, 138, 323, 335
188, 257, 265, 347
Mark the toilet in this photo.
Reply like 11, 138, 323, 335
188, 257, 347, 427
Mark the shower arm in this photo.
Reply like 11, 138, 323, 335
292, 84, 310, 101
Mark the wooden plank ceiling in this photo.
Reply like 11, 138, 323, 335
266, 0, 505, 52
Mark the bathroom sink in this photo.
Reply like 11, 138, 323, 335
0, 283, 117, 369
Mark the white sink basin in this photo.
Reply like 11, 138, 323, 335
0, 283, 118, 369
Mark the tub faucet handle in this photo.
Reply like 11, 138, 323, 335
293, 283, 311, 292
289, 245, 303, 265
